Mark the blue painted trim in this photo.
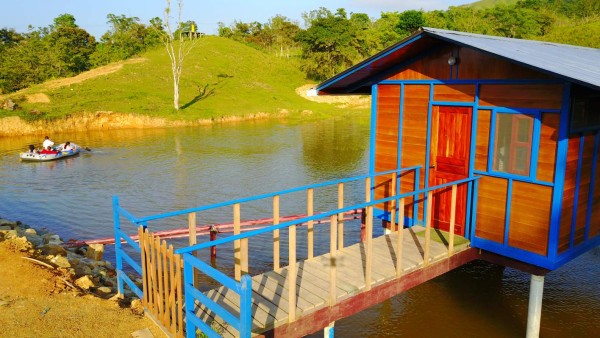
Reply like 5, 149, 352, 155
479, 107, 560, 114
113, 196, 124, 295
380, 79, 563, 85
413, 167, 420, 225
395, 84, 405, 222
239, 275, 252, 338
116, 229, 141, 253
194, 288, 241, 328
316, 34, 423, 92
136, 166, 419, 223
187, 313, 219, 338
465, 85, 480, 237
548, 83, 571, 260
431, 101, 476, 107
471, 171, 554, 187
183, 262, 197, 338
423, 84, 434, 218
118, 270, 143, 299
585, 133, 600, 241
370, 85, 378, 179
503, 179, 513, 246
115, 205, 139, 223
176, 176, 480, 254
471, 236, 554, 269
552, 234, 600, 269
468, 179, 480, 241
487, 109, 497, 172
570, 134, 585, 249
119, 250, 142, 275
184, 254, 241, 291
530, 112, 542, 178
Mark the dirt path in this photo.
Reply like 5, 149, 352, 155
0, 240, 163, 337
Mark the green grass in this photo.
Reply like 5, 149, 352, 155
0, 36, 366, 122
463, 0, 518, 10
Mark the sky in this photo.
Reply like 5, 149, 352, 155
1, 0, 473, 38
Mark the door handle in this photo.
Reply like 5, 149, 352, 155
429, 164, 436, 169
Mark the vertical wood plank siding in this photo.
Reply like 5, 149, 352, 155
509, 182, 552, 255
479, 84, 563, 109
475, 176, 508, 243
575, 135, 596, 246
433, 84, 476, 102
559, 137, 581, 253
374, 85, 400, 214
537, 114, 560, 182
475, 110, 491, 172
591, 148, 600, 238
456, 47, 554, 80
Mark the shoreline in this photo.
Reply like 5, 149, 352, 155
0, 110, 299, 137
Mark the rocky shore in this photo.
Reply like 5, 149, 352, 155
0, 217, 147, 309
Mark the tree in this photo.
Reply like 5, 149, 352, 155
162, 0, 199, 110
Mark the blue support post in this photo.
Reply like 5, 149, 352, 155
184, 257, 196, 338
413, 168, 420, 225
113, 195, 124, 296
239, 274, 252, 338
470, 179, 480, 241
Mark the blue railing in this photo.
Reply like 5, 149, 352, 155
114, 166, 480, 337
113, 195, 144, 298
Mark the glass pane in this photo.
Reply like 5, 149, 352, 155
517, 117, 532, 142
515, 147, 529, 172
493, 113, 533, 176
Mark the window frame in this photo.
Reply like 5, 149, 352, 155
489, 109, 541, 179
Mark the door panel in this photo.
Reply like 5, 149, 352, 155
430, 106, 472, 235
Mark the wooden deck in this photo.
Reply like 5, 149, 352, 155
196, 226, 471, 337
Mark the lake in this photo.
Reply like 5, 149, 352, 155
0, 117, 598, 337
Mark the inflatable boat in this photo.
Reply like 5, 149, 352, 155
20, 143, 81, 162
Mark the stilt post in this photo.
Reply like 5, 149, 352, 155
526, 274, 545, 338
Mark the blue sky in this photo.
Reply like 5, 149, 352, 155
1, 0, 473, 38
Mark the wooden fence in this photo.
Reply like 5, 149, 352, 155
139, 228, 184, 337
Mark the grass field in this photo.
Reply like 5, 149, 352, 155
0, 36, 367, 122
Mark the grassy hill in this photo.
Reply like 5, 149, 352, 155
0, 36, 365, 122
463, 0, 518, 9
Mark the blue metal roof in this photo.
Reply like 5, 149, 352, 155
317, 27, 600, 94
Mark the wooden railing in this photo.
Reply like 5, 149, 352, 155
114, 167, 480, 338
139, 228, 184, 338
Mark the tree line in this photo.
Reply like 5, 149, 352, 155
1, 0, 598, 94
218, 0, 599, 80
0, 13, 198, 94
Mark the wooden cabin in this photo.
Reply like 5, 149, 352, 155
315, 28, 600, 271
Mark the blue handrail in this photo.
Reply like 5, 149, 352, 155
133, 166, 422, 224
176, 175, 479, 254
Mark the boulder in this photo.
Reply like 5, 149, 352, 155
44, 234, 62, 245
24, 228, 37, 235
74, 264, 92, 277
0, 219, 18, 227
74, 275, 95, 290
1, 99, 17, 111
0, 229, 17, 239
85, 244, 104, 261
51, 255, 71, 268
95, 286, 113, 297
40, 244, 68, 256
24, 233, 42, 247
130, 299, 145, 316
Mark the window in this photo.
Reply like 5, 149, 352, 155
493, 113, 534, 176
570, 85, 600, 132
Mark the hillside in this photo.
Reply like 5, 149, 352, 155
463, 0, 517, 9
0, 36, 366, 123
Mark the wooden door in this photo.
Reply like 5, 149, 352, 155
430, 106, 472, 235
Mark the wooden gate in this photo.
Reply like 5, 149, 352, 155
139, 228, 184, 337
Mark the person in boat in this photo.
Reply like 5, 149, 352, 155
42, 136, 54, 150
27, 145, 39, 154
40, 146, 59, 155
63, 141, 74, 152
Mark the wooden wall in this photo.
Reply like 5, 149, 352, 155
559, 133, 600, 253
373, 44, 568, 259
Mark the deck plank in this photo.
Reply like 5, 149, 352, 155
194, 227, 470, 336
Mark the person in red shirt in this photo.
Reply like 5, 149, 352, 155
40, 146, 59, 155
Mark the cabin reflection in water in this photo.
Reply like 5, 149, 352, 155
113, 28, 600, 337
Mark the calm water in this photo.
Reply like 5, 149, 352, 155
0, 118, 598, 337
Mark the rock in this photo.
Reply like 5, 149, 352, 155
131, 328, 154, 338
0, 229, 17, 239
24, 233, 42, 247
41, 244, 68, 256
24, 228, 37, 235
108, 294, 123, 302
85, 244, 104, 261
95, 286, 113, 297
44, 234, 62, 245
105, 261, 114, 270
74, 264, 92, 277
51, 255, 71, 268
130, 299, 145, 316
2, 99, 17, 111
74, 275, 95, 290
0, 225, 11, 231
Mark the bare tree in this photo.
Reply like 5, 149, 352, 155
163, 0, 198, 110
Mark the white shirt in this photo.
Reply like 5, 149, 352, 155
64, 144, 73, 151
43, 139, 54, 149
